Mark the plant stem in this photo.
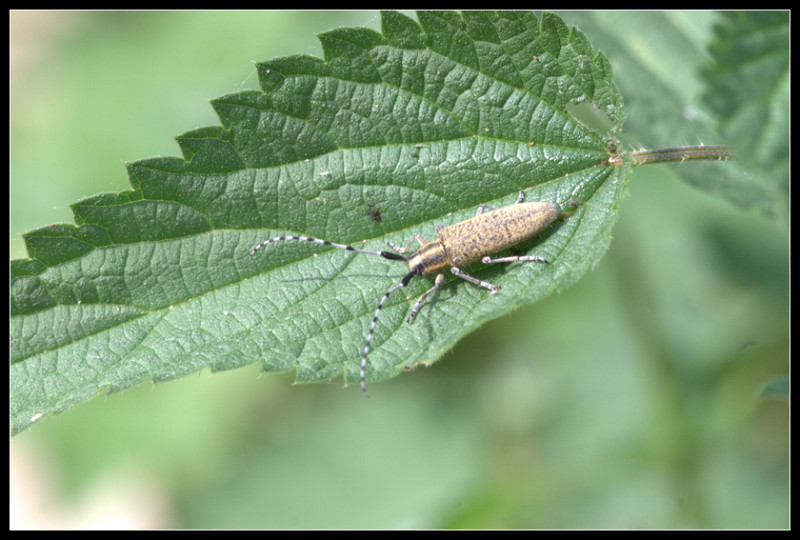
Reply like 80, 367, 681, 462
631, 145, 731, 167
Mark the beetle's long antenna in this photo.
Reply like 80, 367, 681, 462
249, 235, 407, 262
361, 271, 416, 397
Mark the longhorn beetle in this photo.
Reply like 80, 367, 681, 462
249, 192, 560, 396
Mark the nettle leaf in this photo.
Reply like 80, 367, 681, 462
11, 11, 630, 434
701, 11, 789, 212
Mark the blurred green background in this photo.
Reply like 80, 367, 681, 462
10, 11, 788, 529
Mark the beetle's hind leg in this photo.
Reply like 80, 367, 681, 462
481, 254, 548, 265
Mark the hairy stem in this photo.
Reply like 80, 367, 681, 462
631, 145, 731, 167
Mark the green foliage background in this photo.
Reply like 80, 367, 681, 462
10, 11, 788, 528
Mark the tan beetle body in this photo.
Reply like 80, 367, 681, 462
406, 201, 559, 275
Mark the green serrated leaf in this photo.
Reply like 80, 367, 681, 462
700, 11, 789, 214
11, 10, 631, 434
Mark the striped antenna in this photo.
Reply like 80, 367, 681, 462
360, 271, 415, 397
249, 235, 406, 261
250, 234, 412, 396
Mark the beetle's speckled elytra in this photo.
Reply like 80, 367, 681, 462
250, 192, 559, 396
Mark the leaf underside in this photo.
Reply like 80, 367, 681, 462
11, 11, 631, 434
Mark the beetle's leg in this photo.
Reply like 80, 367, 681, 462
406, 272, 445, 323
450, 266, 500, 295
388, 234, 428, 253
475, 204, 497, 216
481, 255, 548, 264
476, 191, 525, 216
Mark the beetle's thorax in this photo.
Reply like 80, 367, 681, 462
406, 240, 448, 276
